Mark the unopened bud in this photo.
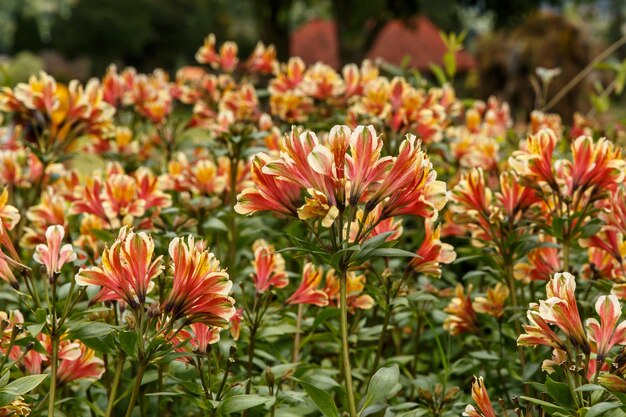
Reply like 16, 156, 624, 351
147, 302, 161, 317
125, 313, 137, 330
281, 368, 295, 384
264, 368, 275, 388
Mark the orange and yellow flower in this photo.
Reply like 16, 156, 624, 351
251, 239, 288, 293
444, 285, 478, 336
75, 227, 163, 309
33, 225, 76, 278
163, 236, 235, 326
286, 263, 328, 307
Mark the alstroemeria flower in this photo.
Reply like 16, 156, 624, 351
599, 374, 626, 392
22, 188, 68, 248
0, 188, 19, 231
251, 239, 288, 293
496, 171, 539, 219
246, 41, 276, 74
286, 263, 328, 307
237, 125, 446, 227
234, 153, 302, 217
586, 295, 626, 361
0, 221, 19, 264
410, 220, 456, 278
75, 227, 163, 309
345, 125, 391, 205
302, 63, 345, 100
348, 205, 403, 244
0, 258, 18, 288
33, 225, 76, 278
518, 303, 566, 350
539, 272, 590, 353
229, 308, 243, 341
473, 283, 509, 319
463, 377, 496, 417
57, 343, 104, 384
188, 322, 221, 354
450, 168, 492, 221
569, 136, 625, 193
514, 235, 560, 283
370, 135, 447, 221
269, 57, 306, 94
583, 247, 619, 282
542, 348, 567, 374
509, 128, 558, 188
444, 285, 478, 336
580, 228, 626, 266
163, 236, 235, 326
323, 269, 374, 311
0, 310, 24, 359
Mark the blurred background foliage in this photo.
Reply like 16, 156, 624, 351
0, 0, 625, 120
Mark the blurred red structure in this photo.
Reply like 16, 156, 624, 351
290, 19, 341, 68
290, 16, 475, 71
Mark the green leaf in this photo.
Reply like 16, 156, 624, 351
368, 248, 416, 258
119, 331, 138, 357
203, 218, 228, 232
0, 374, 47, 406
360, 365, 400, 413
220, 394, 269, 414
469, 351, 500, 361
428, 63, 447, 85
66, 322, 117, 340
312, 308, 340, 331
585, 402, 622, 417
0, 372, 9, 389
26, 323, 45, 337
81, 334, 117, 354
545, 376, 573, 407
575, 384, 605, 392
293, 378, 340, 417
2, 374, 47, 395
520, 396, 569, 414
443, 51, 456, 78
551, 216, 565, 240
360, 232, 394, 251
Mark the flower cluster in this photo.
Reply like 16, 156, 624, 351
236, 124, 447, 229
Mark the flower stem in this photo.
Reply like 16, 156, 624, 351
245, 325, 258, 395
227, 145, 241, 275
124, 362, 146, 417
339, 272, 357, 417
293, 304, 304, 363
105, 354, 125, 417
48, 335, 58, 417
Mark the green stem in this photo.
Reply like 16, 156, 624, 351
124, 362, 147, 417
105, 354, 125, 417
505, 263, 529, 395
227, 145, 241, 275
563, 241, 570, 272
339, 272, 357, 417
245, 326, 258, 395
196, 357, 211, 399
48, 335, 58, 417
293, 304, 304, 363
